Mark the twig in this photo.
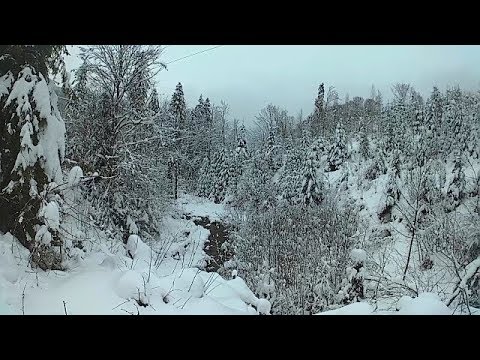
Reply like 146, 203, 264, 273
112, 299, 130, 310
22, 284, 26, 315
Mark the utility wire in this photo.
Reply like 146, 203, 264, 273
165, 45, 223, 65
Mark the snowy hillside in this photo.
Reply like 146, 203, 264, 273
0, 196, 269, 315
1, 45, 479, 315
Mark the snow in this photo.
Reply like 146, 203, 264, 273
14, 122, 39, 171
350, 248, 367, 263
67, 166, 83, 187
396, 295, 413, 310
319, 302, 374, 315
115, 270, 146, 301
6, 66, 65, 185
188, 272, 205, 298
256, 298, 272, 315
35, 225, 52, 245
318, 293, 453, 315
126, 235, 151, 261
397, 293, 452, 315
126, 216, 139, 235
41, 202, 61, 231
458, 257, 480, 291
0, 72, 14, 99
177, 194, 226, 221
0, 196, 267, 315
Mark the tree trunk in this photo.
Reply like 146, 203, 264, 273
174, 160, 178, 200
403, 200, 419, 281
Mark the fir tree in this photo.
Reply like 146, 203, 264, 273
446, 152, 466, 212
168, 83, 187, 199
236, 124, 249, 159
170, 83, 187, 131
327, 122, 347, 172
148, 88, 160, 114
301, 144, 323, 205
310, 83, 325, 136
0, 46, 68, 270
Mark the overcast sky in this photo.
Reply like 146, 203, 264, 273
65, 45, 480, 125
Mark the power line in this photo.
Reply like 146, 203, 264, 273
165, 45, 223, 65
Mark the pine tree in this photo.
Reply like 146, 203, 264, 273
358, 119, 370, 159
197, 157, 213, 198
424, 86, 444, 158
327, 122, 347, 172
211, 150, 230, 203
443, 87, 465, 156
168, 83, 187, 199
266, 129, 278, 173
301, 144, 323, 205
192, 95, 205, 124
0, 45, 68, 270
227, 150, 241, 197
310, 83, 325, 136
147, 88, 160, 114
446, 152, 466, 212
170, 83, 187, 131
236, 124, 249, 159
279, 146, 304, 204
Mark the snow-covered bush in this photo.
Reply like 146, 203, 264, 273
232, 199, 358, 314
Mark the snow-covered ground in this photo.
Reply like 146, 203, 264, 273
0, 192, 477, 315
318, 292, 479, 315
0, 195, 269, 315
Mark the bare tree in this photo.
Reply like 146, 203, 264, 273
78, 45, 166, 177
391, 83, 411, 104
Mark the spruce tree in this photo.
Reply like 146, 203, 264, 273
170, 83, 187, 131
310, 83, 325, 136
301, 144, 323, 205
446, 152, 466, 212
148, 88, 161, 114
327, 122, 347, 172
280, 147, 304, 204
168, 82, 187, 199
236, 124, 248, 159
0, 45, 68, 270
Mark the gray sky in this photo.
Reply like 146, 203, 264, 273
65, 45, 480, 125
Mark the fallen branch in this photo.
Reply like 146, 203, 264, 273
447, 256, 480, 307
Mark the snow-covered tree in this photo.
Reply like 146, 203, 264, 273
327, 122, 347, 171
310, 83, 325, 136
359, 123, 370, 159
278, 146, 304, 204
446, 152, 466, 212
0, 45, 68, 270
301, 144, 323, 205
64, 45, 168, 243
167, 82, 187, 199
236, 124, 248, 159
340, 249, 366, 304
147, 87, 160, 114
